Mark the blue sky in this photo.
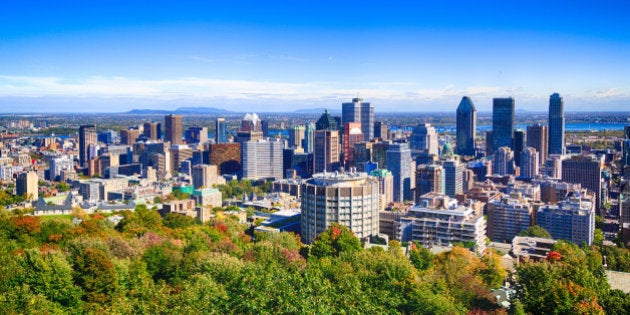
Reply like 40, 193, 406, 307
1, 1, 629, 112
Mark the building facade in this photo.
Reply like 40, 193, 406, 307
548, 93, 565, 155
456, 96, 477, 156
492, 98, 515, 152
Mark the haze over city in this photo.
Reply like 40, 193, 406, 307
1, 0, 629, 113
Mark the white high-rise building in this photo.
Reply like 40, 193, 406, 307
520, 147, 539, 180
242, 139, 283, 180
301, 171, 380, 244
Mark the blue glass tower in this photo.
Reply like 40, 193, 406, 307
492, 98, 515, 153
548, 93, 565, 155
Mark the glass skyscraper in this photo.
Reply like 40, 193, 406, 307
492, 97, 515, 152
548, 93, 565, 155
215, 118, 228, 144
342, 98, 374, 140
456, 96, 477, 156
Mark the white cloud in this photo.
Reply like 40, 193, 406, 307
0, 75, 628, 111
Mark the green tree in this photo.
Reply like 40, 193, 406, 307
518, 225, 552, 238
408, 242, 433, 271
310, 224, 362, 258
74, 248, 118, 304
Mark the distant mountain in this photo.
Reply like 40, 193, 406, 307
124, 107, 234, 115
293, 108, 341, 114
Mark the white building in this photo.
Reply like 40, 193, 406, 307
242, 139, 284, 180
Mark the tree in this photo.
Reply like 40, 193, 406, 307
408, 242, 433, 271
310, 224, 362, 258
518, 225, 552, 238
74, 248, 118, 304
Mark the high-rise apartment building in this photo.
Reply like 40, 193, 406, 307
443, 159, 463, 197
487, 192, 535, 242
537, 190, 595, 245
215, 118, 228, 144
313, 130, 340, 173
164, 114, 183, 145
456, 96, 477, 156
520, 147, 539, 180
241, 139, 284, 180
300, 172, 380, 244
370, 169, 394, 210
397, 193, 486, 254
410, 123, 439, 156
386, 143, 412, 202
526, 124, 548, 167
548, 93, 565, 155
79, 124, 97, 168
492, 97, 515, 152
342, 98, 374, 140
562, 155, 603, 213
16, 171, 38, 201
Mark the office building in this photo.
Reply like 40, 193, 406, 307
242, 139, 284, 180
397, 193, 486, 254
192, 164, 218, 189
487, 192, 535, 243
170, 144, 193, 174
164, 114, 183, 145
143, 122, 161, 141
49, 155, 74, 181
537, 190, 595, 245
374, 121, 388, 140
443, 159, 463, 198
520, 147, 539, 180
416, 164, 444, 200
342, 98, 374, 140
342, 122, 363, 168
353, 141, 373, 172
315, 109, 338, 131
410, 123, 439, 156
205, 143, 241, 175
185, 127, 208, 144
526, 124, 548, 167
386, 143, 412, 202
492, 98, 515, 152
313, 130, 340, 173
303, 123, 315, 153
544, 155, 563, 179
215, 118, 228, 144
467, 159, 492, 182
513, 129, 525, 166
301, 171, 380, 244
562, 155, 603, 213
485, 130, 493, 157
261, 120, 269, 138
16, 171, 38, 201
622, 126, 630, 168
548, 93, 565, 155
120, 128, 140, 145
289, 125, 305, 149
456, 96, 477, 156
237, 113, 263, 143
493, 147, 515, 176
79, 124, 97, 168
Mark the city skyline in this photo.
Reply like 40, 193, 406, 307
1, 1, 629, 113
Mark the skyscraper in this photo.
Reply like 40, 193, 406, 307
548, 93, 565, 155
410, 123, 439, 156
562, 155, 603, 213
526, 124, 548, 167
120, 128, 140, 146
242, 139, 284, 180
215, 118, 228, 144
342, 122, 363, 168
443, 159, 463, 197
492, 97, 515, 152
416, 164, 444, 200
493, 146, 515, 176
316, 110, 338, 131
386, 143, 412, 202
192, 164, 218, 188
237, 113, 263, 143
520, 147, 539, 180
185, 127, 208, 144
303, 123, 315, 153
374, 121, 388, 140
342, 98, 374, 140
513, 129, 525, 167
456, 96, 477, 156
289, 125, 306, 149
79, 124, 97, 168
313, 130, 340, 173
165, 114, 183, 145
143, 122, 161, 141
